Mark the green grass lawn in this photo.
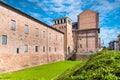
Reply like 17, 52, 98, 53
0, 60, 81, 80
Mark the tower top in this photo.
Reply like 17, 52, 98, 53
53, 17, 72, 25
53, 17, 72, 21
78, 10, 98, 16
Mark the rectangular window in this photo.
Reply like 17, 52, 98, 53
80, 44, 82, 48
56, 20, 58, 24
2, 35, 7, 45
49, 47, 51, 52
43, 31, 45, 38
64, 26, 66, 28
24, 45, 28, 53
35, 46, 38, 52
43, 46, 45, 52
64, 19, 66, 23
24, 25, 29, 34
61, 19, 62, 24
55, 21, 56, 24
62, 19, 64, 23
17, 48, 19, 54
35, 28, 39, 37
55, 48, 57, 52
10, 20, 16, 30
59, 20, 61, 24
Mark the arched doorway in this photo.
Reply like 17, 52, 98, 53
68, 46, 70, 54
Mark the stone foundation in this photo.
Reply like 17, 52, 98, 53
75, 54, 91, 60
0, 53, 64, 74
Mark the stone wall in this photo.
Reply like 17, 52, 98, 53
0, 2, 64, 73
0, 53, 64, 73
76, 10, 99, 54
75, 54, 90, 60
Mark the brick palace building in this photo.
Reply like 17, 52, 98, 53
0, 1, 101, 73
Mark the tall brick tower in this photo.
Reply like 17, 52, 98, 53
77, 10, 100, 54
53, 17, 74, 57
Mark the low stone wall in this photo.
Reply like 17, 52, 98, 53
75, 54, 91, 60
0, 53, 64, 74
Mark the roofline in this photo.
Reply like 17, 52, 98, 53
77, 9, 99, 17
0, 1, 64, 34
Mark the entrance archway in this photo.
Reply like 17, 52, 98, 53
68, 46, 70, 54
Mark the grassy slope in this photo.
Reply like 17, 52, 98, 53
56, 50, 120, 80
0, 61, 81, 80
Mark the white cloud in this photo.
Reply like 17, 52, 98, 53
90, 0, 120, 25
28, 0, 82, 22
67, 9, 82, 22
26, 0, 120, 47
100, 27, 120, 46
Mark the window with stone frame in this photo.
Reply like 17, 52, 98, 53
80, 44, 82, 48
55, 47, 57, 52
35, 46, 38, 52
10, 20, 16, 30
24, 25, 29, 34
24, 45, 28, 53
43, 46, 45, 52
49, 47, 51, 52
35, 28, 39, 37
2, 35, 7, 45
43, 31, 45, 38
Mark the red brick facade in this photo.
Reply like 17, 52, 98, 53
76, 10, 100, 54
0, 2, 101, 73
53, 17, 74, 57
0, 2, 64, 73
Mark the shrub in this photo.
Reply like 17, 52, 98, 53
55, 50, 120, 80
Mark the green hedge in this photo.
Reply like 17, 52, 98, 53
55, 49, 120, 80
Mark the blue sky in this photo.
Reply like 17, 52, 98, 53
3, 0, 120, 46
